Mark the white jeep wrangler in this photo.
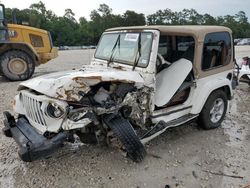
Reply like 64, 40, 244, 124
3, 25, 236, 162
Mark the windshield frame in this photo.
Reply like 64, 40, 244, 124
94, 31, 154, 68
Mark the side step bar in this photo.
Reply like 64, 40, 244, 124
140, 114, 198, 144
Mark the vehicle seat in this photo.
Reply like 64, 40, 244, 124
202, 49, 212, 69
181, 46, 195, 62
156, 54, 171, 73
220, 43, 228, 66
210, 50, 217, 68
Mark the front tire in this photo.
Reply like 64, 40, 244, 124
0, 50, 35, 81
104, 115, 146, 162
198, 90, 228, 130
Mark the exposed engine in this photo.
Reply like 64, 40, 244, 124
65, 82, 152, 146
68, 82, 151, 126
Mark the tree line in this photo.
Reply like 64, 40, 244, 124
5, 1, 250, 46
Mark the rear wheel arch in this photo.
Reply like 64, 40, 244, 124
203, 86, 231, 107
198, 89, 228, 129
191, 84, 232, 114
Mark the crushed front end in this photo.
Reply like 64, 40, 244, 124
2, 68, 153, 162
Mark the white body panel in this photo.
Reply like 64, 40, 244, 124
152, 106, 192, 124
141, 114, 198, 144
190, 70, 233, 114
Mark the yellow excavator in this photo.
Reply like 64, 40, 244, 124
0, 4, 58, 81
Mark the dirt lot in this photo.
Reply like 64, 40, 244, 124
0, 48, 249, 188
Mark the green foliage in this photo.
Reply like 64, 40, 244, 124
123, 10, 146, 26
5, 1, 250, 45
147, 8, 250, 39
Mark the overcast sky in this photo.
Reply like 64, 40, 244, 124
2, 0, 250, 21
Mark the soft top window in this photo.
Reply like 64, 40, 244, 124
202, 32, 232, 70
158, 35, 195, 63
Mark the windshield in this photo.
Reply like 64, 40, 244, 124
95, 32, 153, 67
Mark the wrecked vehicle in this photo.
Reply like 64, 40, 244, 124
3, 26, 235, 162
235, 56, 250, 85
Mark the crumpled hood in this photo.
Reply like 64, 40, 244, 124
18, 65, 144, 101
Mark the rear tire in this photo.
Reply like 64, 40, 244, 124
198, 90, 228, 130
0, 50, 35, 81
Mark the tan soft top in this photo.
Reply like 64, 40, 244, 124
106, 25, 232, 41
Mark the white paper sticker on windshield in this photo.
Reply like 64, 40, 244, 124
141, 59, 148, 65
124, 33, 139, 42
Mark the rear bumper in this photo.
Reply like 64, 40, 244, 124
2, 111, 68, 162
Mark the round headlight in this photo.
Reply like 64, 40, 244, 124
47, 102, 65, 118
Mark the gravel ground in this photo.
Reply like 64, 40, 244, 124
0, 48, 249, 188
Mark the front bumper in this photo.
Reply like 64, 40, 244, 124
2, 111, 68, 162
